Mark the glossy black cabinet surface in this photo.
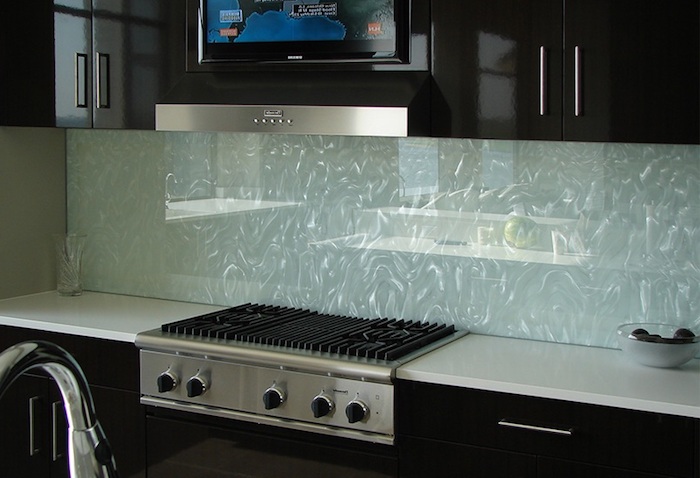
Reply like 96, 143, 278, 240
562, 0, 699, 144
0, 326, 145, 478
431, 0, 700, 144
1, 1, 184, 129
0, 3, 56, 127
397, 381, 699, 478
400, 436, 676, 478
0, 375, 68, 478
401, 436, 538, 478
431, 0, 563, 141
147, 408, 398, 478
539, 457, 690, 478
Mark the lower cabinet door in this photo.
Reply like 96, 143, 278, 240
90, 387, 145, 478
399, 436, 537, 478
0, 375, 52, 478
399, 437, 677, 478
539, 457, 678, 478
398, 381, 696, 477
0, 376, 70, 478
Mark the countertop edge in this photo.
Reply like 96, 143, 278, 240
397, 334, 700, 420
396, 368, 700, 419
0, 315, 138, 342
0, 291, 224, 343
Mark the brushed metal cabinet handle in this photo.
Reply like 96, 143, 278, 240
539, 46, 548, 116
51, 401, 65, 461
28, 396, 41, 456
574, 45, 583, 117
96, 52, 111, 109
75, 53, 88, 108
498, 418, 574, 436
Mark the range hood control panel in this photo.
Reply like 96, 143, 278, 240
156, 104, 409, 137
253, 109, 294, 127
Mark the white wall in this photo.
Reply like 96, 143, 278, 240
0, 127, 66, 299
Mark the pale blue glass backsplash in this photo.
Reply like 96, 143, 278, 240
67, 130, 700, 348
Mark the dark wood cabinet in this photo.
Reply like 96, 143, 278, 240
397, 380, 700, 478
538, 457, 688, 478
0, 326, 145, 478
0, 2, 55, 127
431, 0, 562, 141
431, 0, 700, 144
0, 374, 68, 478
400, 436, 676, 478
0, 0, 185, 129
400, 436, 538, 478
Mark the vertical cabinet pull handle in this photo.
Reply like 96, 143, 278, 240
96, 52, 111, 109
574, 45, 583, 116
75, 53, 88, 108
498, 418, 574, 436
539, 46, 548, 116
51, 401, 66, 462
28, 396, 41, 456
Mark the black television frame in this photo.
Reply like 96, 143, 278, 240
194, 0, 410, 66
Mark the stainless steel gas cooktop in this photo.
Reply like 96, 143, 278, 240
136, 304, 465, 444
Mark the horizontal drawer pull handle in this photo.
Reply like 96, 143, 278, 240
498, 418, 574, 436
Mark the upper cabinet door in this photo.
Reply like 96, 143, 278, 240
563, 0, 700, 144
0, 1, 56, 127
55, 0, 93, 128
432, 0, 700, 144
92, 1, 183, 129
85, 0, 186, 130
1, 0, 184, 129
91, 0, 124, 129
431, 0, 563, 140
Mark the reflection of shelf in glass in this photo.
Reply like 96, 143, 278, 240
311, 234, 595, 266
165, 198, 299, 221
367, 206, 580, 227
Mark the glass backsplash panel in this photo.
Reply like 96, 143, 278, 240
67, 130, 700, 348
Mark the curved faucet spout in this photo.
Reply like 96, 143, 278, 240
0, 341, 119, 478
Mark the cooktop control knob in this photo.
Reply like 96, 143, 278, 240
345, 399, 369, 424
156, 371, 178, 393
311, 393, 334, 418
262, 385, 286, 410
186, 375, 208, 398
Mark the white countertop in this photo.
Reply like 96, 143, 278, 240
1, 292, 697, 419
397, 333, 700, 419
0, 291, 222, 342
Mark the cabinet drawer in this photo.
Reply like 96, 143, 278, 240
540, 457, 686, 478
397, 381, 697, 478
399, 436, 536, 478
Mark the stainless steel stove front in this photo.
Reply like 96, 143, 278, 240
139, 349, 395, 445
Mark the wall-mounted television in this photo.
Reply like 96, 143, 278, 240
198, 0, 408, 64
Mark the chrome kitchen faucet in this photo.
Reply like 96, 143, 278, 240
0, 341, 118, 478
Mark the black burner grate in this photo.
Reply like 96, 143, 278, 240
162, 304, 456, 361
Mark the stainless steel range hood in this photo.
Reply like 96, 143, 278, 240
155, 71, 431, 137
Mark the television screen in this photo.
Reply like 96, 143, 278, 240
200, 0, 405, 63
